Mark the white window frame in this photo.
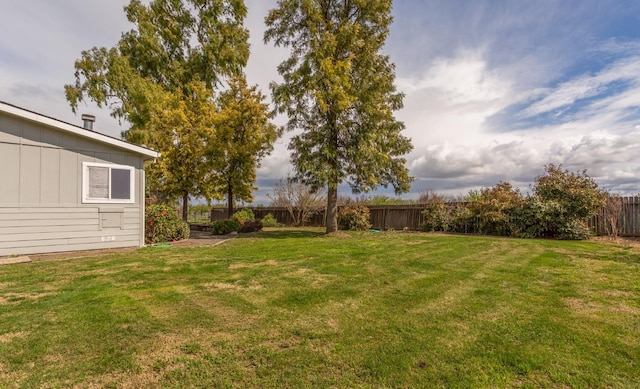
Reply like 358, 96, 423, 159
82, 162, 135, 204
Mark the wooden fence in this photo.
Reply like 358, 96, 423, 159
589, 196, 640, 237
211, 207, 326, 226
209, 196, 640, 237
211, 206, 424, 230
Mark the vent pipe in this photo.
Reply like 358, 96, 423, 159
81, 114, 95, 130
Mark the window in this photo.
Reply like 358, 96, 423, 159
82, 162, 135, 203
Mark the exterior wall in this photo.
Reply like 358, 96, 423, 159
0, 111, 147, 256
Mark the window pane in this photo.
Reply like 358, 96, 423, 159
111, 168, 131, 200
88, 166, 109, 198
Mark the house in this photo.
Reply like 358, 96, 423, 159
0, 101, 158, 256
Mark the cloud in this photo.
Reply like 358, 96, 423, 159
522, 56, 640, 118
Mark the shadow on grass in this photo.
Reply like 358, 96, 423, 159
243, 229, 325, 240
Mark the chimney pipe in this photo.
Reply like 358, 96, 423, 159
81, 114, 95, 130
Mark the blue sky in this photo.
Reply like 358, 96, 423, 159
2, 0, 640, 203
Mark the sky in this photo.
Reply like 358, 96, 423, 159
2, 0, 640, 204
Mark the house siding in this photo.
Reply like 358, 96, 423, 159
0, 110, 150, 257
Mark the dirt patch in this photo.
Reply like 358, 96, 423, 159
563, 297, 640, 316
205, 281, 264, 291
229, 259, 278, 270
591, 236, 640, 248
170, 230, 235, 248
23, 231, 235, 262
0, 331, 27, 343
0, 292, 54, 306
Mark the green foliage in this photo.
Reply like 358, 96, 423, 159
449, 203, 475, 233
144, 81, 220, 218
240, 219, 263, 233
364, 195, 408, 205
417, 165, 604, 240
212, 219, 241, 235
211, 75, 282, 212
534, 164, 606, 219
556, 218, 592, 240
66, 0, 249, 118
265, 0, 413, 233
232, 208, 255, 225
532, 164, 606, 239
65, 0, 251, 218
189, 204, 211, 213
468, 182, 524, 236
338, 206, 372, 231
421, 198, 449, 232
145, 204, 190, 244
261, 213, 278, 227
510, 196, 549, 238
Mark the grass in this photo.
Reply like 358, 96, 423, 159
1, 228, 639, 388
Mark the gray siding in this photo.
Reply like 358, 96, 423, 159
0, 206, 142, 255
0, 111, 148, 256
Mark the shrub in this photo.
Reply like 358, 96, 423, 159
241, 219, 263, 233
338, 205, 372, 231
467, 182, 524, 236
232, 208, 255, 225
212, 219, 242, 235
532, 164, 605, 240
557, 219, 592, 240
145, 204, 190, 244
421, 198, 449, 232
534, 164, 606, 219
261, 213, 278, 227
449, 203, 474, 234
508, 196, 543, 238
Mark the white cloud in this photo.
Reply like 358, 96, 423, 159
522, 56, 640, 117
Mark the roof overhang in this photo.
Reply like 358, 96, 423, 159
0, 101, 159, 160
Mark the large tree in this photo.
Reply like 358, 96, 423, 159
212, 75, 282, 217
265, 0, 413, 233
65, 0, 250, 219
145, 82, 219, 217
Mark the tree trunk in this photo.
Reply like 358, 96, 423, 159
182, 192, 189, 222
227, 182, 234, 218
326, 185, 338, 233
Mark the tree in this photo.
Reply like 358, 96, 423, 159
65, 0, 250, 219
265, 0, 413, 233
211, 75, 282, 217
145, 82, 219, 219
268, 176, 326, 226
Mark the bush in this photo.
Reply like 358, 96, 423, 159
534, 164, 606, 219
338, 206, 372, 231
241, 219, 263, 233
145, 204, 190, 244
232, 208, 255, 225
467, 182, 524, 236
510, 196, 548, 238
212, 219, 242, 235
421, 198, 449, 232
532, 165, 605, 240
557, 219, 592, 240
261, 213, 278, 227
449, 203, 474, 234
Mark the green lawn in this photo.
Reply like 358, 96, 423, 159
1, 229, 639, 388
